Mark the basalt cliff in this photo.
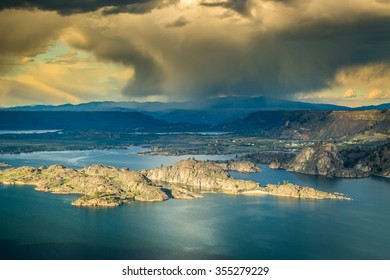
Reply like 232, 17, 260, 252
285, 142, 368, 178
0, 159, 350, 207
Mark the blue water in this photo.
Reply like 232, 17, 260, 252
0, 150, 389, 259
0, 147, 234, 170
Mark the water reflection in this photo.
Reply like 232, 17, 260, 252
0, 148, 235, 170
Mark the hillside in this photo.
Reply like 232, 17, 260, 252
0, 111, 197, 132
341, 142, 390, 177
219, 110, 390, 140
285, 142, 368, 178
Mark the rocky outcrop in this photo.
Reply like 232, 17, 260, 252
286, 142, 368, 178
242, 183, 350, 200
168, 186, 204, 200
263, 183, 350, 200
341, 142, 390, 178
219, 109, 390, 140
72, 194, 132, 207
0, 162, 10, 167
269, 162, 281, 169
286, 142, 342, 176
0, 159, 351, 207
0, 164, 169, 207
214, 160, 262, 173
143, 159, 260, 194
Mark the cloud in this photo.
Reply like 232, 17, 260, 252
58, 1, 390, 101
62, 21, 165, 98
0, 0, 178, 15
367, 88, 390, 99
200, 0, 254, 16
0, 9, 69, 73
343, 88, 357, 98
45, 50, 92, 65
2, 0, 390, 106
101, 0, 179, 15
0, 55, 132, 106
165, 16, 190, 28
335, 63, 390, 89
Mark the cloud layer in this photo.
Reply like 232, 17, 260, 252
1, 0, 390, 106
0, 0, 177, 15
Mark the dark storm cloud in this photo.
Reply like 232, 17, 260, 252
73, 12, 390, 100
165, 16, 190, 28
0, 10, 69, 74
64, 25, 164, 97
199, 0, 296, 16
254, 16, 390, 94
200, 0, 253, 16
0, 0, 176, 15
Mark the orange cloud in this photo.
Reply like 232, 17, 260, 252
367, 88, 390, 99
343, 88, 357, 98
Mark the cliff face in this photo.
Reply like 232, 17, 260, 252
220, 109, 390, 140
286, 142, 368, 178
143, 159, 260, 194
214, 160, 262, 173
0, 159, 351, 207
342, 142, 390, 177
286, 142, 343, 176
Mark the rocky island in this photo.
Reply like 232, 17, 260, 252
0, 159, 350, 207
0, 162, 10, 167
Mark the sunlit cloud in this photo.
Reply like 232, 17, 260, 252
1, 47, 132, 106
367, 88, 390, 99
343, 88, 357, 98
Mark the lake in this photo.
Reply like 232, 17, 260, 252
0, 149, 389, 259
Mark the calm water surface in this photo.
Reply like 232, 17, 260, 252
0, 149, 389, 259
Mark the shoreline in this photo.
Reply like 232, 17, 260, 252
1, 146, 388, 180
0, 160, 350, 207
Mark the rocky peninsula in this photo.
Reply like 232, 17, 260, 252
0, 159, 350, 207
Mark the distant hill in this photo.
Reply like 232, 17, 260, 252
2, 97, 389, 125
0, 111, 198, 131
155, 97, 351, 125
0, 96, 350, 112
1, 96, 352, 125
156, 109, 250, 125
218, 110, 390, 139
354, 103, 390, 110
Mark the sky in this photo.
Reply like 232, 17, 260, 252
1, 0, 390, 107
